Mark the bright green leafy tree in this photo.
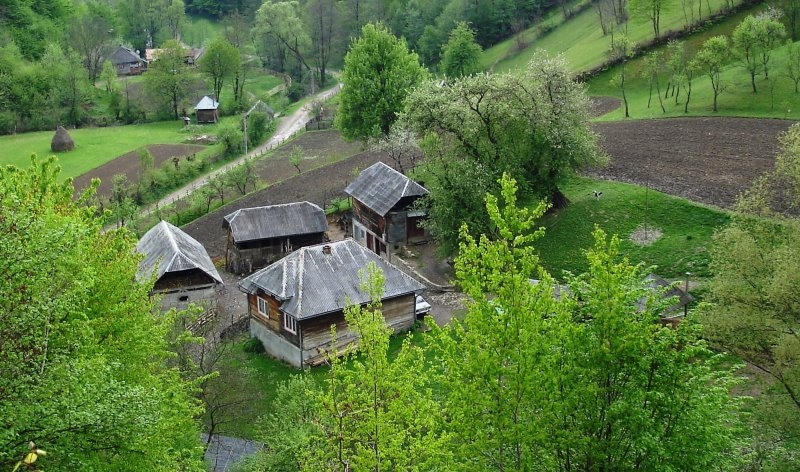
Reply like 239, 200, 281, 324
403, 51, 604, 255
336, 22, 428, 141
145, 39, 191, 120
703, 123, 800, 468
199, 37, 241, 105
439, 21, 482, 77
691, 35, 731, 112
0, 156, 203, 470
304, 262, 447, 471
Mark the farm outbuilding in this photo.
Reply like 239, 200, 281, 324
223, 202, 327, 274
109, 45, 147, 75
136, 220, 223, 312
194, 96, 219, 123
238, 239, 424, 368
345, 162, 429, 257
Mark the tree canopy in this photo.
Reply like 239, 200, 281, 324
403, 51, 605, 255
336, 22, 428, 141
440, 21, 482, 78
0, 156, 203, 470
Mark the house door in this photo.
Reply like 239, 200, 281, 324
367, 233, 374, 251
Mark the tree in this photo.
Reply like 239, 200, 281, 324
165, 0, 186, 41
785, 39, 800, 92
0, 156, 203, 470
145, 39, 190, 120
199, 37, 240, 104
336, 22, 427, 141
304, 262, 446, 471
306, 0, 337, 87
609, 33, 634, 118
666, 39, 694, 112
691, 35, 730, 112
641, 50, 666, 112
68, 3, 115, 85
439, 21, 482, 78
733, 15, 762, 93
777, 0, 800, 41
222, 11, 252, 106
403, 51, 604, 255
369, 124, 420, 175
432, 174, 744, 470
629, 0, 673, 39
253, 1, 312, 79
754, 11, 786, 80
702, 123, 800, 466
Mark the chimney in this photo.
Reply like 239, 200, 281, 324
322, 245, 331, 255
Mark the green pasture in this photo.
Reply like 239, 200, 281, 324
0, 121, 195, 179
588, 13, 800, 120
536, 177, 729, 280
486, 0, 741, 74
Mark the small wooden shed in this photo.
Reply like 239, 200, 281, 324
238, 239, 424, 368
194, 96, 219, 124
136, 220, 223, 312
345, 162, 429, 257
223, 202, 327, 274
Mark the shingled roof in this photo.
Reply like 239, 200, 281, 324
136, 220, 223, 285
109, 45, 145, 65
344, 162, 428, 216
223, 202, 327, 244
238, 239, 424, 320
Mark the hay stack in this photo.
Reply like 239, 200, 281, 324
51, 126, 74, 152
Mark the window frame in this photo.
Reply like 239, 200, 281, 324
283, 314, 297, 334
257, 296, 268, 317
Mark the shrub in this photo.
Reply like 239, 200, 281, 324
243, 337, 265, 354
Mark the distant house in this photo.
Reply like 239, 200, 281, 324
223, 202, 327, 274
194, 96, 219, 123
345, 162, 429, 257
109, 45, 147, 75
136, 220, 223, 311
145, 45, 204, 65
238, 239, 424, 368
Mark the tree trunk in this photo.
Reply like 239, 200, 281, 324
550, 188, 570, 210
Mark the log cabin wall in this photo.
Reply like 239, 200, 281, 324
228, 232, 325, 274
299, 294, 416, 366
352, 200, 385, 237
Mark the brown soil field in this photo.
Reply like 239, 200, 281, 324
73, 143, 206, 200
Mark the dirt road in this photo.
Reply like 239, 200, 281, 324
139, 84, 342, 218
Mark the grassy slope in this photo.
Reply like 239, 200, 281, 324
535, 177, 729, 280
588, 4, 800, 120
486, 0, 736, 74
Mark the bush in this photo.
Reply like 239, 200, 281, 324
247, 111, 271, 146
218, 124, 244, 156
243, 337, 265, 354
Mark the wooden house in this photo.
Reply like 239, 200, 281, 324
109, 45, 147, 75
194, 96, 219, 123
223, 202, 327, 274
136, 220, 223, 311
345, 162, 429, 257
238, 239, 424, 368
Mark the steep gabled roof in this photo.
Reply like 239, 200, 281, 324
136, 220, 223, 285
238, 239, 424, 320
194, 96, 219, 110
344, 162, 428, 216
223, 202, 327, 244
110, 45, 145, 65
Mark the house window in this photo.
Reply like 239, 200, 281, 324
257, 296, 268, 316
283, 314, 297, 334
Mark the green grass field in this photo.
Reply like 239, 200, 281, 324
182, 15, 224, 47
587, 5, 800, 120
486, 0, 740, 74
0, 121, 192, 178
536, 177, 730, 280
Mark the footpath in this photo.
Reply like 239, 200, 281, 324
140, 84, 342, 218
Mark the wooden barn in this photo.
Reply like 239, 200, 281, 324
223, 202, 327, 274
136, 220, 223, 312
238, 239, 424, 368
109, 45, 147, 75
345, 162, 429, 257
194, 96, 219, 123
